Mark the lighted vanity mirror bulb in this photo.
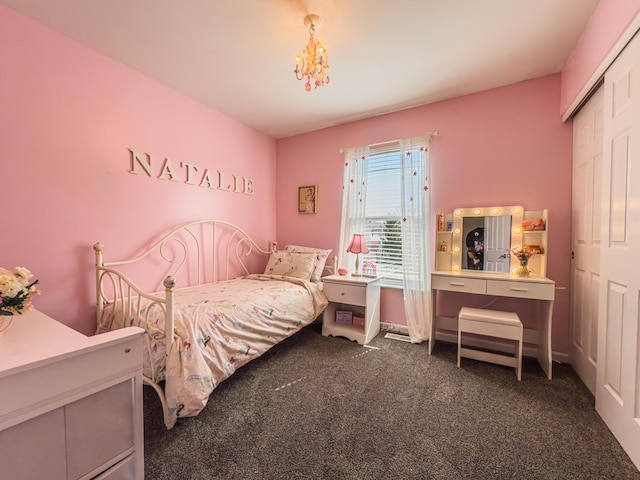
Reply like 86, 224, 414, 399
514, 227, 522, 234
453, 264, 461, 271
453, 246, 460, 252
454, 209, 462, 216
473, 208, 481, 215
454, 228, 461, 234
513, 206, 523, 214
491, 208, 500, 215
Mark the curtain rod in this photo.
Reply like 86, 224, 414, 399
339, 131, 439, 154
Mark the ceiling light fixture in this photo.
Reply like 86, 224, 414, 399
294, 14, 330, 92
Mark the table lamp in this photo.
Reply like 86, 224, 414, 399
347, 234, 369, 276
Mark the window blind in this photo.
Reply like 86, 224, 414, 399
361, 148, 404, 280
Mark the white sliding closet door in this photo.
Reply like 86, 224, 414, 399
597, 31, 640, 470
570, 86, 603, 394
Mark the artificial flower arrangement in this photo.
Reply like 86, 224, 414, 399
509, 246, 536, 277
509, 246, 535, 264
0, 266, 40, 316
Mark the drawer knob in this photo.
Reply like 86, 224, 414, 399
341, 292, 345, 296
124, 348, 131, 353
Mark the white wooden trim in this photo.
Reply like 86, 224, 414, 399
562, 15, 640, 122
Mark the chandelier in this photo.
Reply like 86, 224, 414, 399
294, 14, 330, 92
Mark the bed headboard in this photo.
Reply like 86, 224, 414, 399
95, 219, 272, 282
94, 220, 273, 312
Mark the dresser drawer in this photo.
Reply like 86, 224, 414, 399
431, 275, 486, 294
323, 282, 367, 306
487, 280, 555, 300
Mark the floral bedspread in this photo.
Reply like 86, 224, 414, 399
96, 274, 327, 428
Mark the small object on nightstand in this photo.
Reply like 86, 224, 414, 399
338, 267, 348, 276
336, 310, 353, 324
362, 261, 377, 277
353, 315, 365, 327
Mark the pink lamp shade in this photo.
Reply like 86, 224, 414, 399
347, 234, 369, 254
347, 234, 368, 276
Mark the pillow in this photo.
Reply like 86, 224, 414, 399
285, 245, 332, 282
263, 251, 318, 281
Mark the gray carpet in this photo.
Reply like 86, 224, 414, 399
143, 321, 640, 479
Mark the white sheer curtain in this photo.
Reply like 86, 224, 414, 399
399, 136, 431, 343
339, 146, 369, 273
339, 137, 432, 344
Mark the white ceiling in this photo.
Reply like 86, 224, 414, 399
2, 0, 600, 139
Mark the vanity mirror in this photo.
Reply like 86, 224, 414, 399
451, 206, 524, 273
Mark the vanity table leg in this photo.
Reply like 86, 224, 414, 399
537, 299, 554, 379
429, 288, 438, 354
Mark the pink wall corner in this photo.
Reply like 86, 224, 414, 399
0, 6, 276, 334
561, 0, 640, 115
276, 75, 574, 354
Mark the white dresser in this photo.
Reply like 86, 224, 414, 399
431, 271, 555, 378
0, 310, 144, 479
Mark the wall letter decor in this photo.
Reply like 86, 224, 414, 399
127, 148, 254, 195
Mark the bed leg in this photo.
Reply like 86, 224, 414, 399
143, 376, 173, 429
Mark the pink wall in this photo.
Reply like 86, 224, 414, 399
0, 6, 276, 334
561, 0, 640, 115
6, 2, 624, 352
276, 75, 574, 354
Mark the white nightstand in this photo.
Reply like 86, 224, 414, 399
322, 274, 381, 345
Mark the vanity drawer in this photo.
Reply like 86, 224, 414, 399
487, 280, 555, 301
431, 275, 486, 294
323, 282, 367, 306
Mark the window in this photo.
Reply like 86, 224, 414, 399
340, 139, 430, 285
361, 148, 404, 281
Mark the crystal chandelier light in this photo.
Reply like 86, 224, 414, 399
294, 14, 330, 92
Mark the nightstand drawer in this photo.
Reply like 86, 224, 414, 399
323, 282, 367, 306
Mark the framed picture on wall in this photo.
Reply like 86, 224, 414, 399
298, 185, 318, 214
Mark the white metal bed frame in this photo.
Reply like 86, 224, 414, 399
93, 220, 275, 428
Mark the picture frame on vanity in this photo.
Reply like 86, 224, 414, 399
298, 185, 318, 214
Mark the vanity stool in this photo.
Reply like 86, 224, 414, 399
457, 307, 523, 381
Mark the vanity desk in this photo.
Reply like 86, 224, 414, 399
430, 270, 555, 379
432, 205, 555, 379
